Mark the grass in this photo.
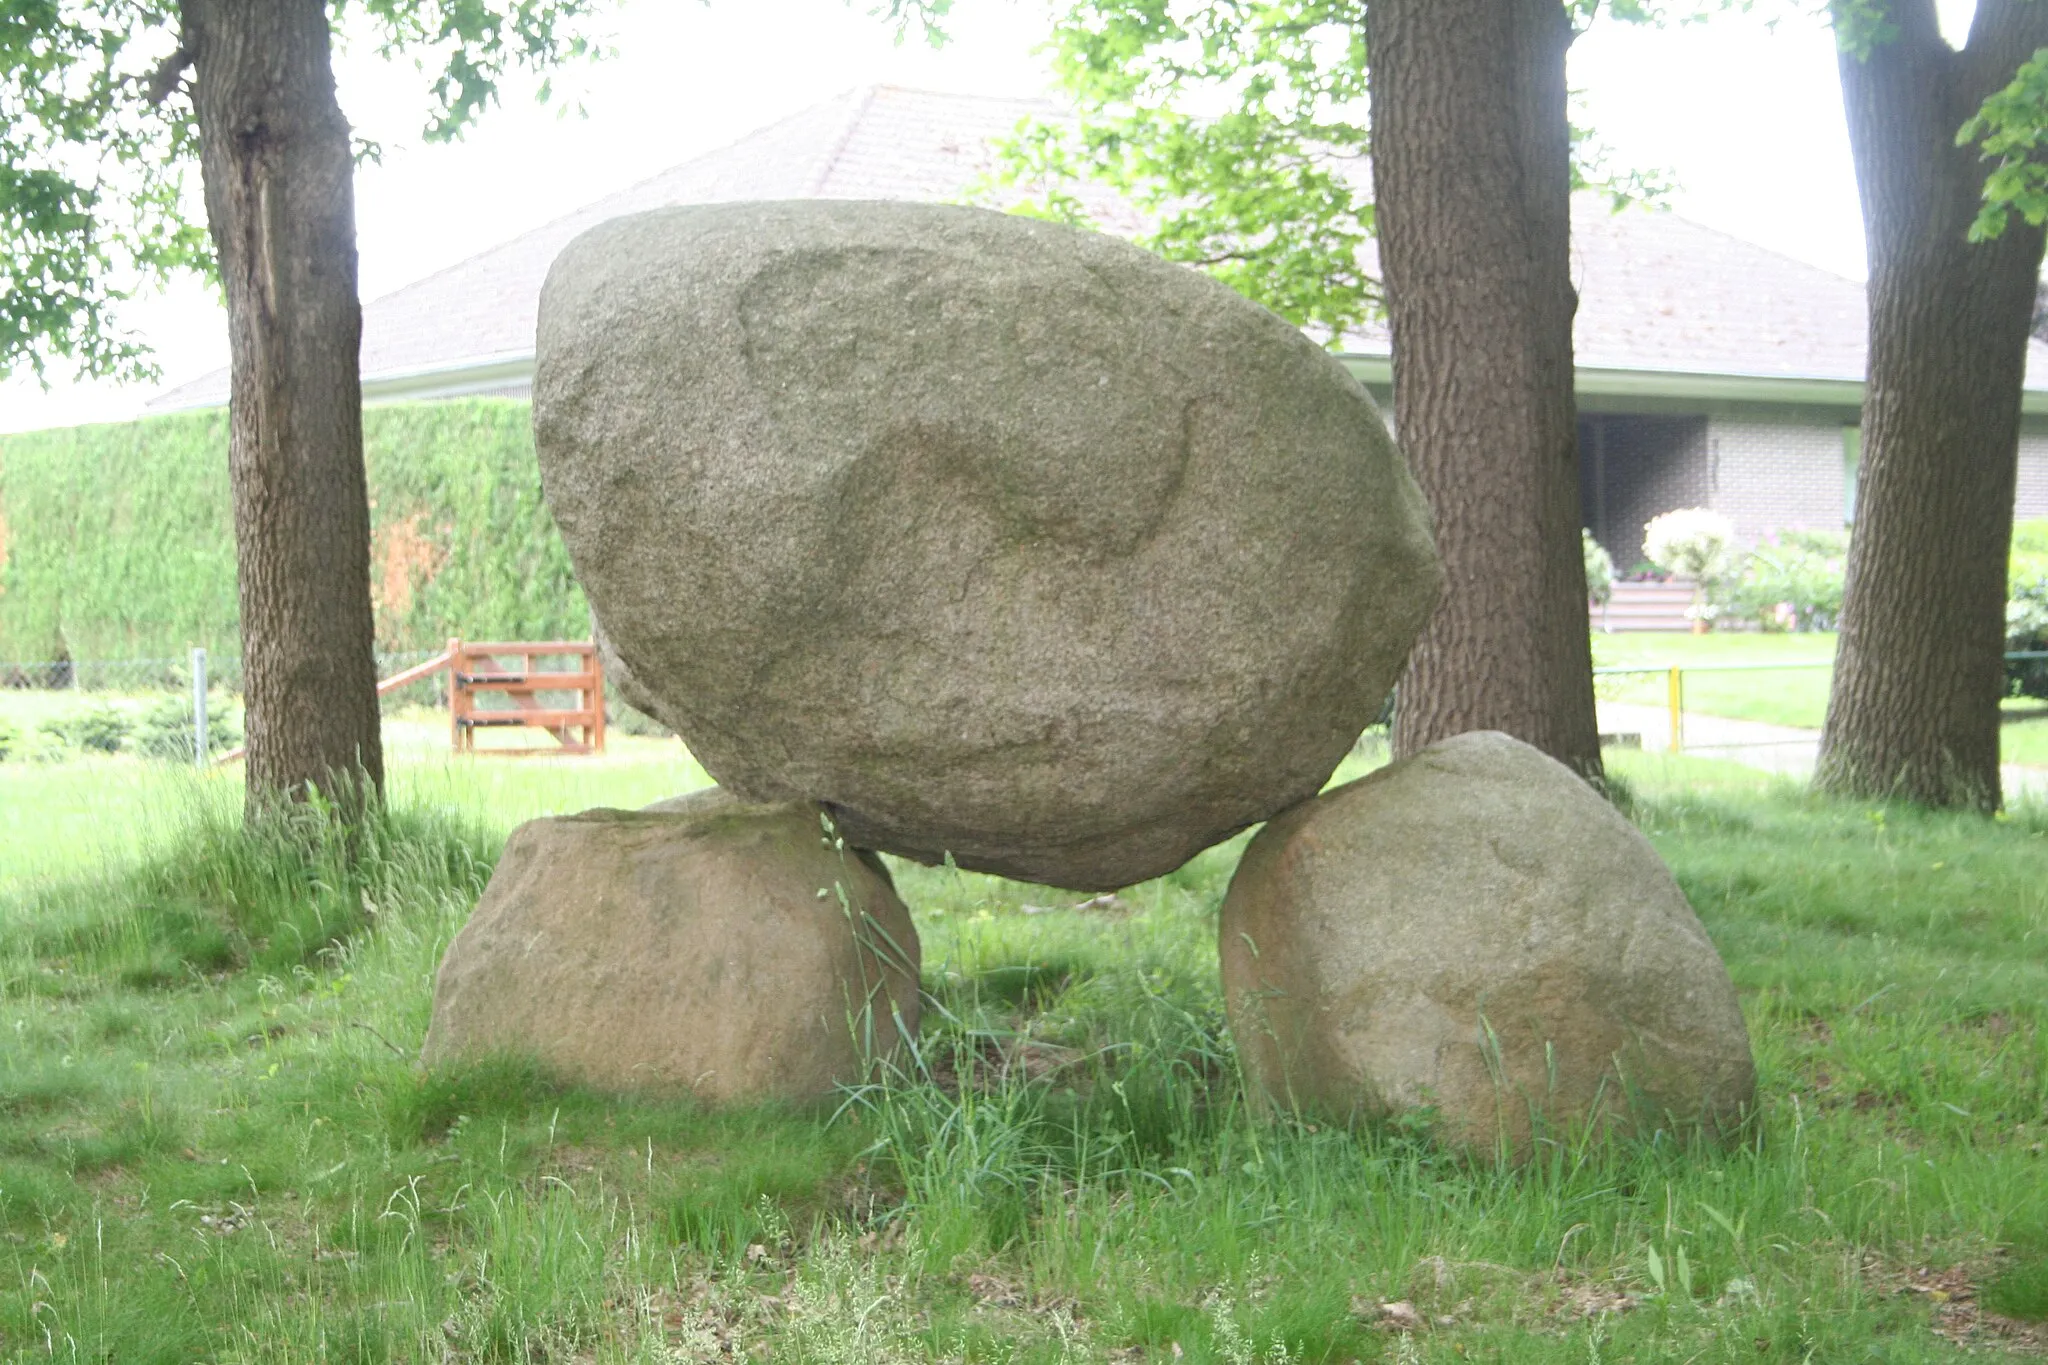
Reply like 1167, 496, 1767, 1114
2003, 707, 2048, 768
1592, 631, 2048, 768
1593, 632, 1838, 731
1, 745, 2047, 1360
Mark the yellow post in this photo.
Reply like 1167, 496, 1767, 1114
1667, 665, 1684, 753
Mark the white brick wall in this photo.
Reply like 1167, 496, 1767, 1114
2020, 434, 2048, 521
1704, 419, 1849, 546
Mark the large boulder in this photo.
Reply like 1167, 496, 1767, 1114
591, 613, 665, 727
1219, 732, 1754, 1153
535, 200, 1440, 891
422, 796, 919, 1102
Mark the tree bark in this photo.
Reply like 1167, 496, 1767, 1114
1816, 0, 2048, 810
180, 0, 383, 817
1367, 0, 1603, 780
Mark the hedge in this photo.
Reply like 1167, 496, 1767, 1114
0, 399, 586, 662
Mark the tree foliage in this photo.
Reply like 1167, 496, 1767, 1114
0, 2, 205, 382
1958, 43, 2048, 241
997, 1, 1377, 338
990, 0, 1677, 342
0, 0, 611, 386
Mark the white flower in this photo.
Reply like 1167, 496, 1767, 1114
1643, 508, 1737, 582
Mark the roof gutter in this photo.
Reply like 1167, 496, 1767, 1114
159, 347, 2048, 417
1341, 352, 2048, 415
362, 351, 537, 403
145, 349, 541, 413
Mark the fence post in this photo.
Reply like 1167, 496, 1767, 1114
447, 636, 464, 754
191, 647, 208, 767
1667, 664, 1684, 754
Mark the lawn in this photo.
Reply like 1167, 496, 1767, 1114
1592, 631, 2048, 768
1593, 632, 1839, 731
2, 746, 2047, 1361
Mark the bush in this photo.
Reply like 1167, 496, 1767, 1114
135, 695, 242, 761
0, 718, 15, 761
1718, 529, 1848, 633
2009, 532, 2048, 699
1582, 531, 1615, 606
41, 703, 132, 754
1642, 507, 1737, 583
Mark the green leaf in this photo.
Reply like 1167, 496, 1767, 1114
0, 0, 613, 381
981, 0, 1675, 341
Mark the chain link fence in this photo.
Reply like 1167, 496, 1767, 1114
0, 650, 447, 764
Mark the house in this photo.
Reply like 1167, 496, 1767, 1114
149, 84, 2048, 569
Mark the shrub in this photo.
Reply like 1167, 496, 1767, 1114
0, 718, 15, 761
1582, 531, 1615, 606
2009, 538, 2048, 699
42, 703, 132, 754
1642, 507, 1737, 583
1718, 529, 1848, 633
135, 695, 242, 761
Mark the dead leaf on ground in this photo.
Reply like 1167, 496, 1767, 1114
1866, 1252, 2048, 1355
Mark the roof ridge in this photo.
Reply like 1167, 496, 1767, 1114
1574, 194, 1866, 288
350, 87, 876, 311
808, 85, 884, 197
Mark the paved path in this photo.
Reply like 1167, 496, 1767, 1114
1596, 701, 2048, 799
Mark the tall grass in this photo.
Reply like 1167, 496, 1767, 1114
1, 753, 2045, 1360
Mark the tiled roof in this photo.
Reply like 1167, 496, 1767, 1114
1573, 206, 1871, 380
147, 83, 2048, 410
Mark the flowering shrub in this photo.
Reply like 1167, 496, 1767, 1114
1717, 530, 1848, 633
1642, 508, 1738, 584
1583, 531, 1615, 606
2009, 524, 2048, 698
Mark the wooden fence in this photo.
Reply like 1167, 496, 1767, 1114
448, 638, 605, 756
216, 636, 605, 762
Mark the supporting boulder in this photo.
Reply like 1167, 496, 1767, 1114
423, 794, 918, 1102
1220, 731, 1754, 1154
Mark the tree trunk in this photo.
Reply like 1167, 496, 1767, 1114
180, 0, 383, 817
1366, 0, 1602, 780
1816, 0, 2048, 810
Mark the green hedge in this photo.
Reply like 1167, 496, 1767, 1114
0, 399, 585, 662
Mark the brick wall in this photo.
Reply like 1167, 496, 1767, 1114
1580, 415, 1709, 568
2020, 434, 2048, 521
1704, 419, 1850, 546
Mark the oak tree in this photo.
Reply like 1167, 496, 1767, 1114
1, 0, 605, 817
1367, 0, 1600, 775
1815, 0, 2048, 809
999, 0, 1667, 780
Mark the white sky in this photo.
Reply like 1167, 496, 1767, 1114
0, 0, 1985, 434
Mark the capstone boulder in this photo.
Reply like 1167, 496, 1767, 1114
535, 200, 1441, 890
1219, 731, 1755, 1153
422, 795, 919, 1101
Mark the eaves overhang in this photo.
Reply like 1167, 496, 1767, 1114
145, 348, 540, 412
361, 350, 537, 402
1340, 352, 2048, 416
153, 347, 2048, 416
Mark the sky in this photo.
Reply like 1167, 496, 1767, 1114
0, 0, 1983, 434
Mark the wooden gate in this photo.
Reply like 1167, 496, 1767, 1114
449, 638, 605, 755
217, 637, 607, 764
